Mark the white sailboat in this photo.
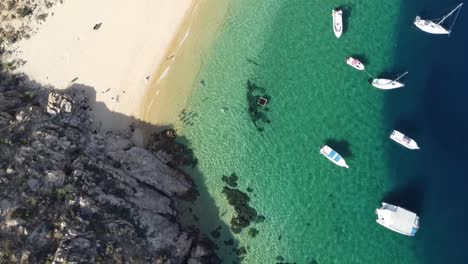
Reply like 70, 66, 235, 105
390, 130, 420, 150
414, 3, 463, 35
320, 145, 349, 168
372, 72, 408, 90
346, 57, 365, 71
332, 9, 343, 38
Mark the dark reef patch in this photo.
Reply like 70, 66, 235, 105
210, 230, 221, 239
246, 80, 271, 132
222, 173, 239, 188
222, 187, 258, 231
221, 172, 263, 234
248, 227, 259, 238
223, 239, 234, 246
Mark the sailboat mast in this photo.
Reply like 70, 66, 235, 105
438, 3, 463, 25
393, 72, 408, 82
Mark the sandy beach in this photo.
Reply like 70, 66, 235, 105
12, 0, 195, 133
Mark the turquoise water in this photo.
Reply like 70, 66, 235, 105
177, 1, 424, 263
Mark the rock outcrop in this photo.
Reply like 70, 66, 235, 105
0, 75, 219, 263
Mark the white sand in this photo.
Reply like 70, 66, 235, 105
13, 0, 193, 132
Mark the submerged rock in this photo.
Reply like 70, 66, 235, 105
248, 227, 259, 238
210, 230, 221, 239
246, 80, 271, 132
148, 129, 198, 170
222, 187, 258, 232
223, 239, 234, 245
222, 173, 238, 188
276, 256, 285, 261
235, 246, 247, 256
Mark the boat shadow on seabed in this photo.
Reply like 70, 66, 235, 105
381, 180, 425, 216
324, 138, 353, 158
336, 4, 353, 34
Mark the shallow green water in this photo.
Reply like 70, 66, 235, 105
177, 1, 423, 263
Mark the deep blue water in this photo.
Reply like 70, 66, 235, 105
389, 1, 468, 263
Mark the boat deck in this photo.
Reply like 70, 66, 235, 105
378, 204, 418, 235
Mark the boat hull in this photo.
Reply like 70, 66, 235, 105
414, 16, 450, 34
376, 202, 419, 236
372, 79, 404, 89
346, 57, 364, 71
332, 10, 343, 38
390, 130, 419, 150
320, 145, 349, 168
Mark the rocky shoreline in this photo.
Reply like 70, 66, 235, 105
0, 71, 220, 263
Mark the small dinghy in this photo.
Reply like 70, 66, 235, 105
372, 72, 408, 90
320, 145, 349, 168
332, 9, 343, 38
390, 130, 420, 150
346, 57, 365, 71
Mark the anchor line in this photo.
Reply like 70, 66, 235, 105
364, 70, 374, 78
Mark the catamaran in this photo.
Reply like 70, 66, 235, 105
346, 57, 365, 71
376, 202, 420, 236
372, 72, 408, 90
332, 9, 343, 38
414, 3, 463, 35
320, 145, 349, 168
390, 130, 420, 150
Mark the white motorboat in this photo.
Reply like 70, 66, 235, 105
414, 3, 463, 35
346, 57, 365, 71
376, 202, 420, 236
332, 9, 343, 38
372, 72, 408, 90
390, 130, 420, 150
320, 145, 349, 168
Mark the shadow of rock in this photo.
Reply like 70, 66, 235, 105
176, 168, 243, 263
0, 70, 239, 263
324, 138, 353, 158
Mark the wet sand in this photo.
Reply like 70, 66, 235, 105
141, 0, 230, 129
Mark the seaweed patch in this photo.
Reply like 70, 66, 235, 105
222, 173, 238, 188
178, 108, 198, 127
246, 80, 271, 132
221, 172, 264, 234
